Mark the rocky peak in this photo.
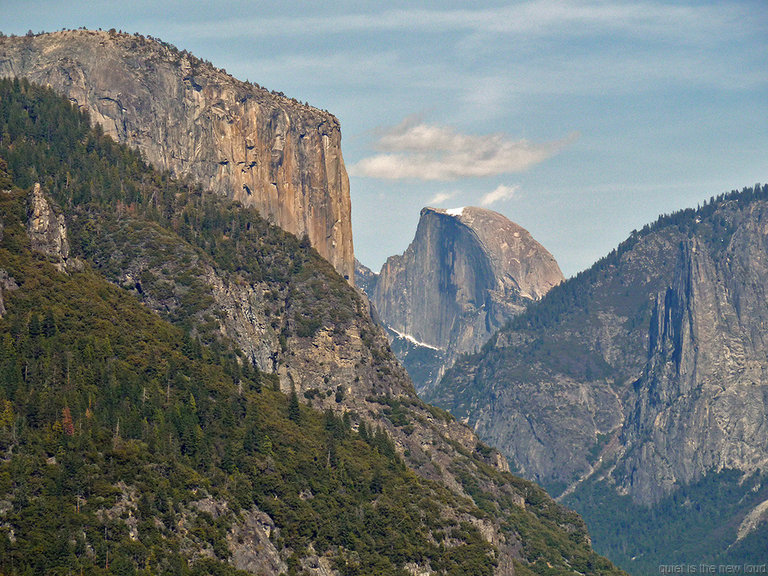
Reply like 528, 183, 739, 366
0, 29, 354, 282
374, 205, 562, 352
361, 205, 563, 393
431, 206, 564, 301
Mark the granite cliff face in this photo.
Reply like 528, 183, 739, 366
26, 183, 72, 273
428, 185, 768, 569
622, 209, 768, 502
0, 29, 354, 282
360, 206, 563, 393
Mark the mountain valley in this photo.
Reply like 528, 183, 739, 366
3, 25, 765, 576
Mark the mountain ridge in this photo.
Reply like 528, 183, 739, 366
427, 182, 768, 571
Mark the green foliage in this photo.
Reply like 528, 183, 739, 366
0, 79, 501, 575
447, 456, 622, 576
567, 471, 768, 576
0, 182, 501, 574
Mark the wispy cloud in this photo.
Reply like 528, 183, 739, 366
427, 191, 457, 205
480, 184, 518, 206
350, 117, 576, 181
164, 1, 756, 43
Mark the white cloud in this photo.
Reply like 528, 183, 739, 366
480, 184, 518, 206
350, 117, 576, 181
427, 191, 457, 205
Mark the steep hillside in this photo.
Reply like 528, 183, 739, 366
359, 206, 562, 394
0, 78, 624, 575
0, 185, 498, 576
0, 29, 354, 282
428, 183, 768, 571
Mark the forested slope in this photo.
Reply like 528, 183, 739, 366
0, 78, 623, 575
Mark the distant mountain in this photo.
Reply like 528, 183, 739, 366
427, 184, 768, 572
358, 206, 563, 394
0, 28, 354, 282
0, 74, 623, 574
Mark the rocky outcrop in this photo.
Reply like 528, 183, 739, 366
736, 498, 768, 542
0, 269, 19, 318
26, 183, 70, 272
354, 258, 377, 297
361, 206, 563, 393
227, 507, 288, 575
0, 30, 354, 282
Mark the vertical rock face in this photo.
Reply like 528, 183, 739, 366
373, 206, 563, 351
26, 183, 70, 272
0, 30, 354, 282
361, 206, 563, 393
623, 212, 768, 502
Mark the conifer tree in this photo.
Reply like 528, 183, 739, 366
288, 387, 301, 422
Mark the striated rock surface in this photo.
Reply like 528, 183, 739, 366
360, 206, 563, 393
374, 206, 563, 352
0, 29, 354, 282
433, 188, 768, 502
622, 211, 768, 502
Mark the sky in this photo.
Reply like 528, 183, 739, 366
2, 0, 767, 277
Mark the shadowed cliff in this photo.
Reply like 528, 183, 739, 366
359, 206, 563, 394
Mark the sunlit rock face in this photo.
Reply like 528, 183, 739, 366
0, 29, 354, 282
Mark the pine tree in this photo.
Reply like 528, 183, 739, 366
288, 388, 301, 422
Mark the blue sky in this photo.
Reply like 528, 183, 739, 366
2, 1, 766, 276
